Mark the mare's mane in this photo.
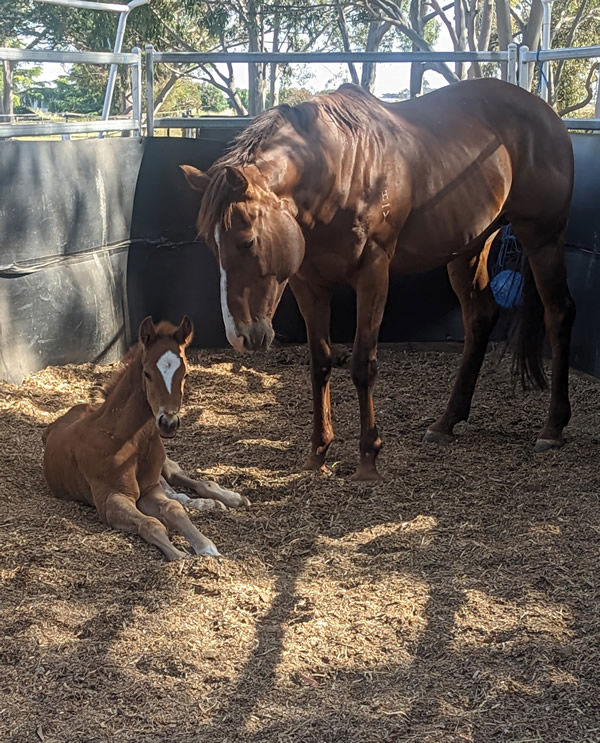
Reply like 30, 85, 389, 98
196, 84, 381, 236
93, 321, 179, 402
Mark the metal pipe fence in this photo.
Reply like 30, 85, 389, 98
0, 46, 143, 139
145, 45, 519, 136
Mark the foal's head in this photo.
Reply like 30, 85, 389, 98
181, 164, 305, 353
138, 316, 193, 438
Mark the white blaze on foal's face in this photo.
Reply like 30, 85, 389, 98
156, 350, 181, 394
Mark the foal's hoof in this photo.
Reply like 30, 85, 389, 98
423, 429, 455, 446
534, 438, 563, 453
350, 466, 381, 482
189, 498, 226, 512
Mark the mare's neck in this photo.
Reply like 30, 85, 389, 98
97, 350, 154, 441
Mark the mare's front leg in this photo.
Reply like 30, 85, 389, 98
96, 486, 188, 562
351, 248, 390, 481
138, 484, 220, 557
424, 243, 499, 444
289, 276, 334, 470
161, 456, 249, 509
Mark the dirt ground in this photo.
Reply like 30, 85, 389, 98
1, 344, 599, 743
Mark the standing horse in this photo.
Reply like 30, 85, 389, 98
181, 78, 575, 480
43, 316, 248, 561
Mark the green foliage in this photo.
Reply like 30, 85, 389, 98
163, 80, 229, 112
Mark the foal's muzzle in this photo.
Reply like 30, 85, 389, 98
157, 412, 180, 438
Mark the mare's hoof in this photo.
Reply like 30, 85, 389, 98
350, 466, 381, 482
423, 429, 455, 446
302, 454, 326, 471
534, 438, 563, 453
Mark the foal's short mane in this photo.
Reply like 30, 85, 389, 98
93, 321, 180, 402
197, 84, 380, 236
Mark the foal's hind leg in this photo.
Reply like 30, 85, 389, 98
138, 485, 220, 556
161, 456, 250, 509
425, 240, 499, 444
509, 222, 575, 450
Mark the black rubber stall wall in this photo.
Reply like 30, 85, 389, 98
565, 134, 600, 377
1, 130, 599, 383
0, 138, 144, 383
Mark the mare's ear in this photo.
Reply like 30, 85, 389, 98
225, 166, 250, 197
173, 315, 194, 347
180, 165, 211, 196
139, 316, 157, 348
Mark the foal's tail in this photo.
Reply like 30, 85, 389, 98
511, 260, 547, 390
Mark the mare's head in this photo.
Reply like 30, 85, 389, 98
138, 315, 193, 438
180, 163, 305, 352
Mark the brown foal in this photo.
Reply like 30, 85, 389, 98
43, 316, 248, 561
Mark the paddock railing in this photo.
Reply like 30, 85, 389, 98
0, 47, 143, 139
144, 46, 519, 136
519, 44, 600, 131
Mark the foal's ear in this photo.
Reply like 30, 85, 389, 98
180, 165, 211, 196
139, 316, 157, 347
173, 315, 194, 347
225, 166, 250, 197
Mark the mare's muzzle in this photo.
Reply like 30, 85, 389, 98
157, 412, 180, 438
239, 318, 275, 352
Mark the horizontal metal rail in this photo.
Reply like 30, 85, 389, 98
0, 119, 140, 138
34, 0, 132, 12
152, 50, 511, 64
520, 45, 600, 62
153, 116, 252, 130
0, 47, 139, 65
563, 118, 600, 130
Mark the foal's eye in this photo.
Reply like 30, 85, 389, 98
144, 371, 151, 380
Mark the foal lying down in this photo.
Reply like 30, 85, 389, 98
43, 316, 248, 561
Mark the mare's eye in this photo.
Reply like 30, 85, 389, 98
239, 238, 255, 250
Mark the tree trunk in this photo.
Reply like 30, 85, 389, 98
454, 0, 467, 78
269, 12, 280, 107
2, 61, 15, 123
247, 0, 265, 116
522, 0, 544, 51
494, 0, 512, 79
360, 21, 391, 91
335, 0, 360, 84
477, 0, 493, 53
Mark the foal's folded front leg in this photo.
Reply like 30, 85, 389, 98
162, 456, 250, 509
102, 490, 188, 562
138, 484, 220, 557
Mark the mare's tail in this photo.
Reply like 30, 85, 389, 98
511, 260, 547, 390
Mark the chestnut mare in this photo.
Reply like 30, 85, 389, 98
43, 316, 248, 560
181, 79, 575, 480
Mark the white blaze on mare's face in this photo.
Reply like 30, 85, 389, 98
156, 350, 181, 394
214, 225, 245, 353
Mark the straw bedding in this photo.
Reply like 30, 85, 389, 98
1, 344, 599, 742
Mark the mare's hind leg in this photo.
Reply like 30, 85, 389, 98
161, 456, 249, 509
101, 490, 188, 562
138, 485, 220, 556
510, 222, 575, 450
425, 238, 499, 443
349, 249, 390, 480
